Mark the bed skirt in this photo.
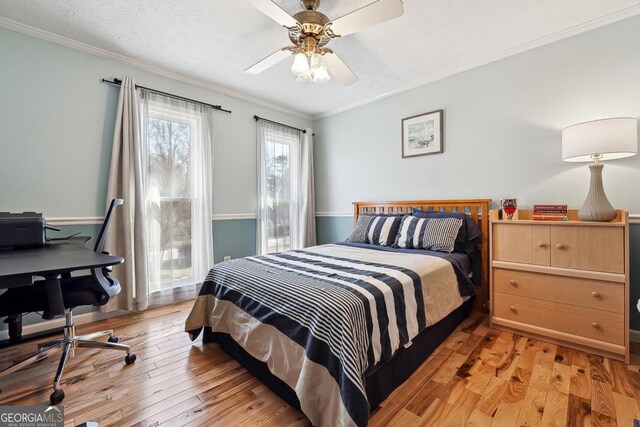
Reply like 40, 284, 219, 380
202, 297, 473, 414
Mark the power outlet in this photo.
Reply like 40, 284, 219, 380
223, 256, 231, 261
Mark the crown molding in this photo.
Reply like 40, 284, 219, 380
3, 6, 638, 122
0, 16, 312, 121
313, 5, 640, 120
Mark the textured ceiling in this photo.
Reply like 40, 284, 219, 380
1, 0, 639, 117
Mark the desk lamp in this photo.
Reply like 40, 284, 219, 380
562, 117, 637, 221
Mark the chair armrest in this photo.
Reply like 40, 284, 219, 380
101, 251, 114, 273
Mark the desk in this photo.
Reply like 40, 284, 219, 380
0, 238, 123, 319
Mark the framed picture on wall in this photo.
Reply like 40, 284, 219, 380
401, 109, 444, 158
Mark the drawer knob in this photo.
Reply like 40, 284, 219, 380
510, 306, 517, 313
509, 280, 517, 287
556, 243, 566, 249
538, 242, 547, 248
592, 322, 600, 329
591, 291, 601, 298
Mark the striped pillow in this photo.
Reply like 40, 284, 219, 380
346, 215, 373, 243
394, 215, 430, 249
422, 217, 464, 253
366, 215, 402, 246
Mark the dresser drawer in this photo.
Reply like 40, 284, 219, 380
493, 224, 550, 265
493, 268, 624, 313
493, 293, 624, 345
551, 226, 624, 273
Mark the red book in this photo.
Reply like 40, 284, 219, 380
534, 204, 568, 210
534, 210, 568, 215
533, 216, 567, 221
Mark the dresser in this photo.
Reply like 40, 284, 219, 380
489, 209, 630, 362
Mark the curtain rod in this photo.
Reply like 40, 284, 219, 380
101, 78, 232, 114
254, 115, 307, 134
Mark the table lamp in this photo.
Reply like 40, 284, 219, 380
562, 117, 637, 221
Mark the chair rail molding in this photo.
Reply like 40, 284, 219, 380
47, 217, 104, 226
212, 213, 257, 221
315, 212, 353, 217
45, 213, 640, 225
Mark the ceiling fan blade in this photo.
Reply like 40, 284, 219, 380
324, 53, 358, 86
245, 49, 292, 74
246, 0, 298, 27
329, 0, 404, 37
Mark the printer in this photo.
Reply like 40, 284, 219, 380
0, 212, 47, 249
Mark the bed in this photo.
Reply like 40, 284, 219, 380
185, 199, 490, 427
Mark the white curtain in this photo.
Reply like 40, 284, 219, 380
104, 76, 149, 312
140, 90, 214, 306
257, 121, 315, 254
297, 128, 316, 248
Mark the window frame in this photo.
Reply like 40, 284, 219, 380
144, 104, 202, 291
259, 126, 301, 254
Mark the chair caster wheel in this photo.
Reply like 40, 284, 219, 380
108, 336, 119, 343
50, 389, 65, 405
125, 353, 136, 365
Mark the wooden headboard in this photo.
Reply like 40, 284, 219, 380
352, 199, 491, 313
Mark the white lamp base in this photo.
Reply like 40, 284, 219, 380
578, 163, 616, 222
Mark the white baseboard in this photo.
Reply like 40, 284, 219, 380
0, 309, 129, 341
630, 329, 640, 343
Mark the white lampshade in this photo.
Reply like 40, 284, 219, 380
562, 117, 638, 162
291, 53, 309, 76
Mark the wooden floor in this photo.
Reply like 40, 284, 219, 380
1, 302, 640, 427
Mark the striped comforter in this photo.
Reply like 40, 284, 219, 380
185, 243, 475, 427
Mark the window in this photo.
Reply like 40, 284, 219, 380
145, 114, 194, 291
142, 91, 213, 295
257, 122, 301, 254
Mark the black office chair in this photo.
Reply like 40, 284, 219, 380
0, 199, 136, 405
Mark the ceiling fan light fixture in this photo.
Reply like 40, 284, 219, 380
291, 52, 310, 76
246, 0, 404, 86
296, 70, 313, 83
312, 64, 330, 83
309, 52, 323, 72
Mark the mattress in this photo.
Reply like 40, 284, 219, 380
185, 243, 475, 427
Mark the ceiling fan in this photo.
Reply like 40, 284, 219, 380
245, 0, 404, 85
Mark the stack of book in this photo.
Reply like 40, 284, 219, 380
533, 204, 568, 221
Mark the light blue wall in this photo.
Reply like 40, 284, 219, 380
313, 16, 640, 329
0, 26, 312, 218
313, 15, 640, 214
316, 216, 354, 245
0, 25, 310, 335
3, 16, 640, 333
213, 219, 257, 264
